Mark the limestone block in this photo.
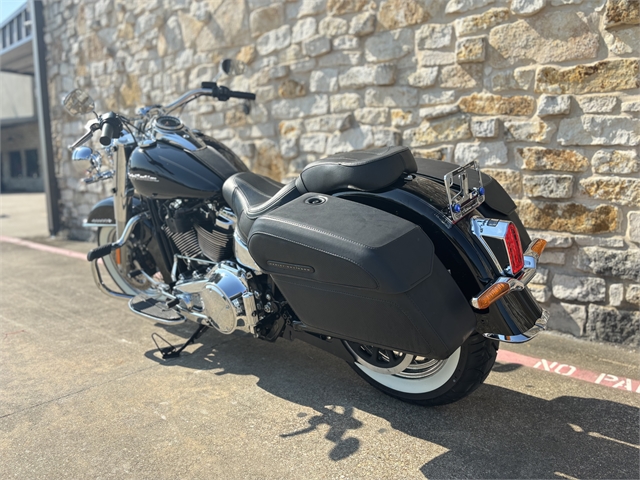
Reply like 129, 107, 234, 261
318, 51, 362, 67
446, 0, 494, 14
290, 59, 317, 72
586, 304, 639, 345
418, 50, 456, 66
609, 284, 624, 307
537, 95, 571, 117
576, 246, 640, 281
547, 302, 586, 337
291, 17, 317, 44
365, 87, 419, 108
529, 231, 573, 248
540, 251, 566, 265
391, 109, 418, 127
349, 12, 376, 37
626, 284, 640, 305
535, 59, 640, 94
628, 211, 640, 243
603, 0, 640, 28
354, 108, 388, 125
372, 127, 402, 147
364, 29, 413, 63
454, 8, 509, 37
272, 94, 329, 119
280, 137, 299, 160
531, 267, 549, 284
511, 0, 546, 16
327, 0, 367, 15
622, 100, 640, 112
592, 150, 640, 174
300, 133, 329, 153
558, 116, 640, 146
254, 139, 285, 180
456, 37, 485, 63
489, 13, 598, 67
302, 35, 331, 57
407, 68, 438, 88
378, 0, 430, 30
403, 115, 471, 146
603, 23, 639, 55
326, 126, 374, 155
299, 0, 327, 17
574, 235, 624, 248
309, 69, 339, 94
517, 147, 589, 172
577, 95, 618, 113
523, 174, 574, 199
178, 12, 205, 49
278, 79, 306, 98
318, 16, 348, 37
411, 146, 454, 162
549, 0, 583, 4
415, 24, 453, 50
338, 64, 396, 89
454, 141, 507, 166
305, 113, 353, 132
236, 45, 257, 65
440, 65, 481, 90
333, 35, 359, 50
256, 26, 292, 55
529, 284, 551, 303
491, 72, 519, 92
279, 119, 304, 138
330, 93, 362, 112
458, 93, 535, 115
504, 119, 556, 144
279, 44, 304, 64
580, 177, 640, 206
251, 4, 285, 38
421, 91, 456, 106
470, 117, 498, 138
482, 169, 521, 194
514, 67, 536, 90
516, 199, 618, 234
419, 104, 459, 120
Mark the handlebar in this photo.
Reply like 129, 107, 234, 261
100, 122, 115, 146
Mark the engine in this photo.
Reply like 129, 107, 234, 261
161, 199, 264, 335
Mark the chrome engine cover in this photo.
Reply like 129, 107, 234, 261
199, 263, 257, 335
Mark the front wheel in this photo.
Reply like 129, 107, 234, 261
346, 333, 498, 406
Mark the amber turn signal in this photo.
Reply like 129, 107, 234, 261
530, 238, 547, 257
473, 282, 511, 310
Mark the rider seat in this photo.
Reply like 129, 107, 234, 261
222, 146, 418, 241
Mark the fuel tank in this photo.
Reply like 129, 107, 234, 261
128, 118, 248, 199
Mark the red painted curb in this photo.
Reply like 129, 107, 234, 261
0, 235, 87, 261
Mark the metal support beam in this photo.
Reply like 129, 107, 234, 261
29, 0, 60, 236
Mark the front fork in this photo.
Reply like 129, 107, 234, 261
113, 143, 133, 274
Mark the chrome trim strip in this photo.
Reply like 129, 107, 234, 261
483, 309, 549, 343
83, 222, 116, 228
233, 232, 262, 274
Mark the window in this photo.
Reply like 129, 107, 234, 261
9, 151, 22, 178
25, 149, 39, 178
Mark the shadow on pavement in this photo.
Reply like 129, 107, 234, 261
145, 327, 639, 479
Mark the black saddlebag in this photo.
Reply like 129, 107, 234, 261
247, 193, 476, 359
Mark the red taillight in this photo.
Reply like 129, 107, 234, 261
505, 223, 524, 274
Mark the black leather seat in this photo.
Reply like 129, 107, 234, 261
295, 146, 417, 193
222, 146, 417, 241
222, 172, 300, 241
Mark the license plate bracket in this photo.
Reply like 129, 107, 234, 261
443, 161, 485, 223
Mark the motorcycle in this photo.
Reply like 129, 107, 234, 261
63, 59, 549, 406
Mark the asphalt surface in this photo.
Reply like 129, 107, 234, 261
1, 194, 639, 479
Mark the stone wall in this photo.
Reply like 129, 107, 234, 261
43, 0, 639, 344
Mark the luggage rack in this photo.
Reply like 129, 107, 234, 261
443, 161, 485, 223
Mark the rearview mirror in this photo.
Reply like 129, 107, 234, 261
62, 89, 95, 116
220, 59, 246, 76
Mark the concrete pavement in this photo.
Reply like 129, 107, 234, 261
0, 195, 638, 479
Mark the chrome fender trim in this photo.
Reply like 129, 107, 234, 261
483, 309, 549, 343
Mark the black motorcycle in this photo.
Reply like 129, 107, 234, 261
64, 59, 549, 406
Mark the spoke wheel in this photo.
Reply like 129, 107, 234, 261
345, 332, 498, 406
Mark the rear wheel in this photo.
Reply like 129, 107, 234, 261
346, 333, 498, 406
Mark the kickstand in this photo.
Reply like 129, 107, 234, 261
152, 324, 209, 359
